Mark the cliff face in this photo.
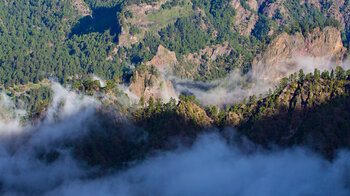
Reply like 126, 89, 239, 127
71, 0, 91, 16
253, 27, 347, 81
307, 0, 350, 30
176, 101, 213, 127
129, 69, 177, 102
116, 0, 350, 92
117, 3, 160, 47
146, 45, 178, 73
118, 0, 193, 48
230, 0, 259, 36
260, 27, 345, 63
129, 45, 177, 102
115, 0, 350, 80
175, 42, 232, 79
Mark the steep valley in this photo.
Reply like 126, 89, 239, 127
1, 0, 350, 195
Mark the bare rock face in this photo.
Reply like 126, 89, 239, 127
129, 45, 178, 102
172, 42, 233, 79
129, 69, 177, 102
0, 17, 4, 28
146, 45, 178, 73
117, 1, 166, 48
253, 27, 347, 81
326, 0, 350, 30
261, 0, 289, 25
176, 101, 213, 127
267, 27, 346, 62
304, 27, 346, 58
185, 42, 231, 64
230, 0, 259, 36
72, 0, 91, 16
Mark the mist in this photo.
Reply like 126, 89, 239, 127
169, 55, 350, 105
1, 82, 350, 195
47, 132, 350, 196
92, 75, 106, 88
0, 83, 99, 195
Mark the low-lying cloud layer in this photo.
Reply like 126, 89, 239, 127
0, 82, 350, 195
170, 56, 350, 105
0, 83, 99, 195
48, 133, 350, 196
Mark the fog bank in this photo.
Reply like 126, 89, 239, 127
170, 56, 350, 105
0, 84, 350, 196
48, 132, 350, 196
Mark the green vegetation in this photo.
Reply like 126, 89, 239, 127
155, 0, 267, 78
131, 67, 350, 159
191, 0, 236, 41
159, 16, 211, 55
6, 59, 350, 166
10, 84, 53, 120
0, 0, 126, 86
0, 0, 163, 87
147, 0, 194, 27
283, 0, 341, 36
0, 0, 347, 86
67, 67, 350, 167
2, 0, 350, 178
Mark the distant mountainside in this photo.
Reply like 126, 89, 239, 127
2, 2, 350, 193
129, 68, 350, 161
1, 0, 350, 164
118, 0, 350, 100
0, 0, 349, 88
6, 67, 348, 168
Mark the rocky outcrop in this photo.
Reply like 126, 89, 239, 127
325, 0, 350, 31
260, 27, 345, 64
176, 100, 213, 127
129, 68, 177, 102
129, 45, 178, 102
230, 0, 259, 36
253, 27, 347, 80
118, 0, 167, 47
185, 42, 231, 64
174, 42, 232, 78
146, 45, 178, 72
72, 0, 91, 16
0, 17, 4, 27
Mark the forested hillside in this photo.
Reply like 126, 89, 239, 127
0, 0, 162, 87
2, 1, 350, 194
4, 67, 349, 167
0, 0, 348, 88
130, 67, 350, 159
13, 67, 347, 169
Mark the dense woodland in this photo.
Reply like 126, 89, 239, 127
8, 67, 350, 167
128, 67, 350, 163
0, 0, 350, 167
0, 0, 348, 86
27, 67, 343, 168
0, 0, 165, 87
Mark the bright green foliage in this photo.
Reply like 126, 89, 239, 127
159, 17, 211, 55
283, 0, 341, 36
0, 0, 128, 86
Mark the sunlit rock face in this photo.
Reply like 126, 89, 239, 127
252, 26, 347, 82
